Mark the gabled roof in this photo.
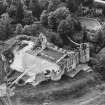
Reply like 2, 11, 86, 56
26, 47, 66, 63
26, 41, 77, 64
40, 47, 65, 62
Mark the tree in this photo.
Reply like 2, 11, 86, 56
39, 0, 49, 10
29, 0, 42, 20
48, 7, 70, 31
30, 23, 42, 36
96, 30, 105, 48
57, 2, 67, 8
14, 24, 23, 35
22, 10, 36, 25
48, 12, 58, 31
6, 0, 12, 6
0, 13, 13, 40
54, 7, 70, 23
22, 23, 42, 36
22, 25, 32, 36
40, 10, 48, 27
46, 31, 63, 47
0, 19, 13, 40
72, 31, 84, 43
24, 0, 30, 8
15, 1, 24, 23
47, 0, 61, 12
0, 2, 7, 16
57, 19, 72, 35
57, 20, 71, 44
66, 15, 82, 33
82, 0, 94, 8
66, 0, 81, 12
7, 4, 16, 18
93, 55, 105, 80
0, 54, 6, 85
73, 19, 82, 32
103, 7, 105, 16
57, 14, 83, 44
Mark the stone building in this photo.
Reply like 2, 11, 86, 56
1, 34, 90, 86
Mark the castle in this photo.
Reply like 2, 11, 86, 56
1, 34, 90, 86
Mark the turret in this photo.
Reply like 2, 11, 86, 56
79, 43, 90, 63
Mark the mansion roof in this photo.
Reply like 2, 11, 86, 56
26, 43, 75, 63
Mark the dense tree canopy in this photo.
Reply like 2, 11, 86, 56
48, 0, 61, 12
0, 2, 7, 16
15, 1, 24, 23
57, 19, 72, 37
93, 49, 105, 80
39, 0, 49, 10
29, 0, 42, 20
22, 10, 36, 25
48, 7, 70, 31
46, 31, 63, 47
40, 10, 48, 27
7, 4, 16, 18
0, 19, 13, 40
22, 23, 42, 36
66, 0, 81, 12
14, 24, 23, 35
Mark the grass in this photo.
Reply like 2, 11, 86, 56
10, 71, 101, 105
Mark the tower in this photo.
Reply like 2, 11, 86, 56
79, 43, 90, 63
